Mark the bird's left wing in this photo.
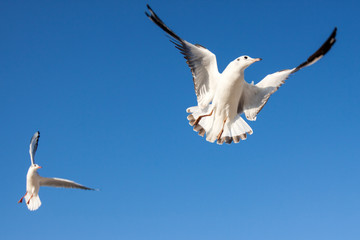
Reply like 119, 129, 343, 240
146, 5, 220, 108
238, 27, 337, 121
40, 177, 95, 190
29, 131, 40, 165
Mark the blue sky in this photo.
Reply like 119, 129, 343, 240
1, 0, 360, 239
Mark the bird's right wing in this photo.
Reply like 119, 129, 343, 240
239, 69, 294, 120
40, 177, 95, 190
146, 5, 220, 108
29, 131, 40, 165
238, 27, 337, 121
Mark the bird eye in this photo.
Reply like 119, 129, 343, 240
244, 56, 248, 60
237, 58, 240, 61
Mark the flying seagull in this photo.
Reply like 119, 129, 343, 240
18, 131, 96, 211
145, 5, 337, 144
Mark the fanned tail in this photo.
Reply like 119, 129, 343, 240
187, 105, 253, 144
25, 194, 41, 211
217, 115, 253, 145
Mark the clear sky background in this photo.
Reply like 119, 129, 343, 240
1, 0, 359, 239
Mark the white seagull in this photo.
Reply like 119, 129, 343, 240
18, 131, 95, 211
145, 5, 337, 144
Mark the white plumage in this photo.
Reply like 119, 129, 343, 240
146, 5, 337, 144
18, 131, 96, 211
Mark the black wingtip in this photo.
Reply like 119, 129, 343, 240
145, 4, 153, 17
30, 131, 40, 143
294, 27, 337, 72
145, 4, 183, 42
329, 27, 337, 42
145, 4, 156, 19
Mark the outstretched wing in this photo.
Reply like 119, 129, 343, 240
29, 131, 40, 165
146, 5, 220, 108
238, 27, 337, 120
40, 177, 95, 190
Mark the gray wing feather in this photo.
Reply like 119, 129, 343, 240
29, 131, 40, 165
40, 177, 95, 190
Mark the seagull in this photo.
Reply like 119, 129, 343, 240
145, 5, 337, 144
18, 131, 96, 211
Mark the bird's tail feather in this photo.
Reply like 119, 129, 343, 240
187, 105, 214, 138
25, 194, 41, 211
217, 114, 253, 144
187, 105, 253, 144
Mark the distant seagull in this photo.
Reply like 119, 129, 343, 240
145, 5, 337, 144
18, 131, 96, 211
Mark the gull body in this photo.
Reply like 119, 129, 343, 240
18, 131, 95, 211
146, 5, 337, 144
208, 57, 261, 142
26, 165, 41, 198
214, 61, 245, 120
22, 164, 42, 210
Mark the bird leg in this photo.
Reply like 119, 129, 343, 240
194, 110, 213, 126
26, 194, 33, 205
217, 118, 228, 140
18, 192, 27, 203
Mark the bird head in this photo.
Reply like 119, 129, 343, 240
233, 55, 262, 71
31, 164, 42, 171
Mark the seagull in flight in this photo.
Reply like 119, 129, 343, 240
18, 131, 96, 211
145, 5, 337, 144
